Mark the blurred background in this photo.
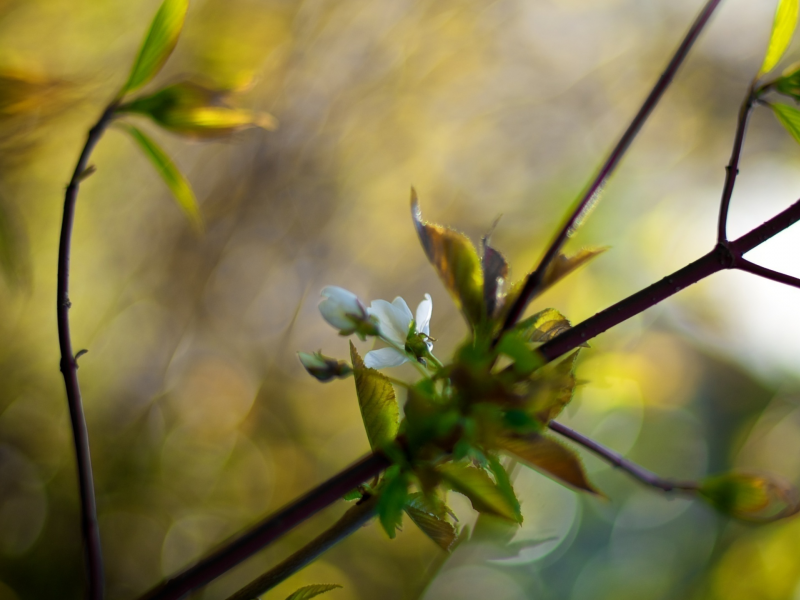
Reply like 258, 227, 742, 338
2, 0, 800, 598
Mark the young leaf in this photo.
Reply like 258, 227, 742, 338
497, 434, 600, 495
515, 308, 572, 344
405, 493, 457, 551
437, 462, 522, 522
528, 351, 579, 423
486, 453, 522, 521
285, 584, 343, 600
411, 189, 485, 327
541, 247, 607, 292
119, 124, 202, 231
121, 0, 189, 95
496, 333, 542, 375
349, 342, 399, 449
759, 0, 799, 77
119, 81, 277, 138
698, 472, 800, 522
481, 239, 508, 319
378, 466, 409, 538
772, 102, 800, 145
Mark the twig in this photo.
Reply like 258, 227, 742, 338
138, 451, 390, 600
737, 259, 800, 289
501, 0, 724, 332
537, 198, 800, 362
548, 421, 697, 492
57, 102, 119, 600
717, 84, 756, 242
223, 495, 378, 600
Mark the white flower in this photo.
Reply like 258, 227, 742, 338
365, 294, 433, 369
318, 286, 374, 336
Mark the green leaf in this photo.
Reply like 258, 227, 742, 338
297, 351, 352, 382
342, 489, 362, 502
285, 584, 343, 600
437, 462, 522, 522
527, 351, 579, 423
119, 124, 202, 231
496, 333, 541, 375
496, 434, 600, 495
698, 472, 800, 522
405, 493, 457, 551
772, 102, 800, 146
121, 0, 189, 95
349, 342, 399, 450
541, 247, 607, 292
486, 454, 522, 521
411, 189, 485, 328
760, 0, 799, 76
377, 466, 409, 538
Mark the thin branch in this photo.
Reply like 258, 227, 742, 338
717, 84, 755, 242
548, 421, 697, 492
500, 0, 724, 332
224, 496, 378, 600
58, 102, 119, 600
737, 258, 800, 289
138, 451, 390, 600
538, 197, 800, 362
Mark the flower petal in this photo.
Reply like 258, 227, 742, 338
319, 286, 364, 331
415, 293, 432, 336
368, 299, 411, 345
364, 347, 408, 369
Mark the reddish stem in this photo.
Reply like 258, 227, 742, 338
502, 0, 724, 332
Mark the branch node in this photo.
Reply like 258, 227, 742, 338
713, 242, 737, 269
75, 349, 89, 365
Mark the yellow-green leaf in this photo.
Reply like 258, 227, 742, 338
497, 433, 600, 495
285, 584, 343, 600
772, 102, 800, 145
121, 0, 189, 95
760, 0, 799, 76
405, 494, 457, 551
698, 472, 800, 522
437, 462, 522, 522
350, 342, 399, 450
541, 247, 607, 292
411, 189, 484, 327
515, 308, 572, 344
119, 124, 202, 231
527, 351, 579, 423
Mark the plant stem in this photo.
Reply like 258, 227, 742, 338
501, 0, 724, 332
717, 83, 755, 242
58, 102, 118, 600
537, 197, 800, 362
738, 259, 800, 289
548, 421, 697, 492
137, 451, 390, 600
223, 496, 379, 600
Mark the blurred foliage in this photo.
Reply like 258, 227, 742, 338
2, 1, 800, 599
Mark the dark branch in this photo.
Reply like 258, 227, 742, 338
548, 421, 697, 492
224, 496, 378, 600
500, 0, 724, 332
717, 85, 755, 242
538, 197, 800, 362
138, 451, 390, 600
737, 258, 800, 289
58, 102, 118, 600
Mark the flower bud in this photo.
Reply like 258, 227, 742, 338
298, 351, 353, 382
319, 286, 379, 338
